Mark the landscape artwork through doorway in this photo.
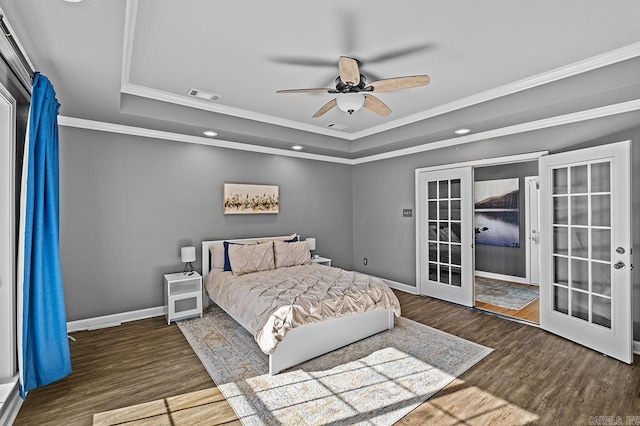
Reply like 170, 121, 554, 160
474, 178, 520, 248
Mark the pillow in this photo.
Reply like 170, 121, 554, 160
273, 240, 312, 268
222, 241, 242, 271
210, 244, 225, 269
221, 240, 259, 271
228, 241, 275, 276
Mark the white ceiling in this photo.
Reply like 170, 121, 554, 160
2, 0, 640, 160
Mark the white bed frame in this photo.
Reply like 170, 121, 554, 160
201, 235, 395, 375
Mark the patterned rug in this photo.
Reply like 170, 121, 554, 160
475, 278, 539, 310
178, 304, 492, 426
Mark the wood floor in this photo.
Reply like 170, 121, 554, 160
14, 290, 640, 425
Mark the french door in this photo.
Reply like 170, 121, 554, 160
539, 141, 632, 363
417, 167, 474, 306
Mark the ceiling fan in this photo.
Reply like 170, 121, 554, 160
276, 56, 430, 118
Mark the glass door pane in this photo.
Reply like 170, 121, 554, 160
427, 178, 462, 287
550, 161, 612, 329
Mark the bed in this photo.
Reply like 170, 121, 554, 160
201, 234, 401, 375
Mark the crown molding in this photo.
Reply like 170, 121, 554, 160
120, 0, 138, 90
352, 99, 640, 164
58, 98, 640, 166
57, 116, 353, 165
121, 82, 352, 140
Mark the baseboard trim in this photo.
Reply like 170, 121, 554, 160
0, 380, 22, 426
67, 306, 166, 333
475, 271, 532, 286
64, 291, 639, 359
375, 277, 418, 295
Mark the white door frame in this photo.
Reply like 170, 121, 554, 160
525, 176, 540, 285
0, 81, 17, 379
415, 151, 548, 302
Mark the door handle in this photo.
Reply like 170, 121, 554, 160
613, 261, 626, 270
531, 229, 540, 244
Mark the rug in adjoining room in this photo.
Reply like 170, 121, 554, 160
475, 278, 539, 310
178, 304, 493, 426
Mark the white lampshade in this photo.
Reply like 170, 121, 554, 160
305, 238, 316, 251
181, 246, 196, 263
336, 93, 365, 114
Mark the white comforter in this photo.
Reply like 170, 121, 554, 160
205, 263, 401, 354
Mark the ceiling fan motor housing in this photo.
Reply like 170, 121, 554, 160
335, 75, 373, 93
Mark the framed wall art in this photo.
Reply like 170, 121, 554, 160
223, 183, 279, 215
474, 178, 520, 247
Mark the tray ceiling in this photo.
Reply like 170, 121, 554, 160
2, 0, 640, 160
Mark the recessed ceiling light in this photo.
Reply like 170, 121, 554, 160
203, 130, 218, 137
64, 0, 83, 3
292, 145, 303, 151
454, 128, 471, 135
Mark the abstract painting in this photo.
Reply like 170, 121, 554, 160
223, 183, 279, 214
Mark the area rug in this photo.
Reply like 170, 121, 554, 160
475, 278, 539, 310
178, 304, 492, 425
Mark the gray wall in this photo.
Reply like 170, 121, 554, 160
59, 127, 353, 321
474, 161, 538, 277
59, 123, 640, 340
352, 126, 640, 339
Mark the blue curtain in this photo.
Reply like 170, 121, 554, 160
19, 73, 71, 398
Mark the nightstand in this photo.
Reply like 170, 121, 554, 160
164, 272, 203, 324
311, 256, 332, 267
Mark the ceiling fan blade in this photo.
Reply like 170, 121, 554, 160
365, 43, 434, 64
365, 75, 430, 92
360, 69, 383, 84
312, 98, 337, 118
276, 88, 335, 94
363, 95, 391, 116
269, 56, 337, 68
338, 56, 361, 85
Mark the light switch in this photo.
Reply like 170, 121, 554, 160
403, 209, 413, 217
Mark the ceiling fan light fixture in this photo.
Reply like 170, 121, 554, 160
336, 93, 365, 115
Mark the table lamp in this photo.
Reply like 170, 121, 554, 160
181, 246, 196, 275
306, 237, 316, 258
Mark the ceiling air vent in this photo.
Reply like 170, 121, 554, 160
188, 88, 222, 102
327, 123, 348, 130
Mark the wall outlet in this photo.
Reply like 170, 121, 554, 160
363, 258, 368, 265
